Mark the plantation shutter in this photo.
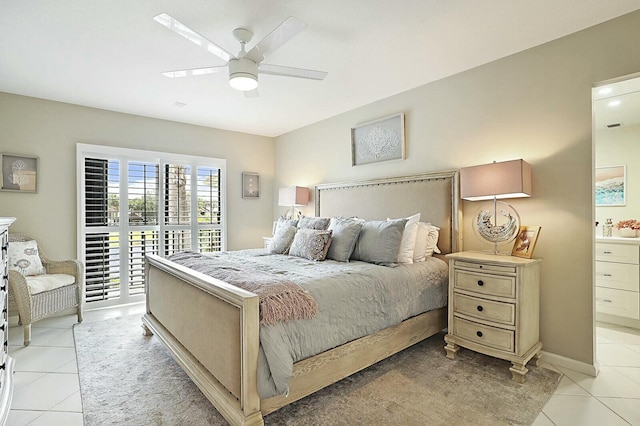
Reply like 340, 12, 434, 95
79, 145, 226, 307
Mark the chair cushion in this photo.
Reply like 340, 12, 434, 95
8, 240, 45, 276
26, 274, 75, 295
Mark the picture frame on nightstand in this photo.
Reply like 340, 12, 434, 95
511, 226, 541, 258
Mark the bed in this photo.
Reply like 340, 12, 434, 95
141, 170, 460, 426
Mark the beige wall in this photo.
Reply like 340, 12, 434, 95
0, 94, 275, 254
595, 123, 640, 231
274, 11, 640, 364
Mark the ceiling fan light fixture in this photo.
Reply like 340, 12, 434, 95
229, 73, 258, 91
228, 58, 259, 91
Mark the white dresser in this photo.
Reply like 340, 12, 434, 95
595, 237, 640, 326
444, 251, 542, 383
0, 218, 15, 425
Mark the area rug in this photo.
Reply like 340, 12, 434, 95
74, 315, 561, 425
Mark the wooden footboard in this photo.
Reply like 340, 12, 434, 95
143, 254, 263, 426
143, 254, 447, 426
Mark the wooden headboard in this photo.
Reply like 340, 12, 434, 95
315, 170, 460, 255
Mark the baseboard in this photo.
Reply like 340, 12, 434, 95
541, 350, 599, 377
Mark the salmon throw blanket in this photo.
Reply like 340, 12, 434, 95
168, 251, 318, 325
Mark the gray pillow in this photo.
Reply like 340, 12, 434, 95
326, 217, 365, 262
289, 229, 333, 261
268, 223, 297, 254
351, 218, 408, 266
297, 216, 331, 230
277, 217, 298, 227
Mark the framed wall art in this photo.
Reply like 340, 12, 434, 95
1, 153, 38, 193
351, 112, 405, 166
595, 165, 625, 206
511, 226, 541, 258
242, 172, 260, 199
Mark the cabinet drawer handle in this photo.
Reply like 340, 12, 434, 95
477, 280, 484, 287
603, 273, 612, 277
476, 305, 484, 312
603, 299, 612, 303
603, 251, 612, 255
476, 331, 483, 338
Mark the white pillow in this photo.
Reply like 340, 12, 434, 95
8, 240, 45, 276
388, 213, 420, 264
413, 222, 441, 262
424, 223, 441, 258
413, 222, 429, 263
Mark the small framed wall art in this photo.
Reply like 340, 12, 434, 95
595, 165, 625, 206
511, 226, 541, 258
351, 112, 405, 166
242, 172, 260, 199
1, 153, 38, 193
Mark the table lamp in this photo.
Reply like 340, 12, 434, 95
278, 186, 310, 219
460, 159, 532, 254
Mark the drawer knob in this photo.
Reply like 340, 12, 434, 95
476, 331, 483, 338
477, 280, 484, 287
477, 305, 484, 312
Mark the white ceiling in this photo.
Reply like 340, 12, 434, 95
2, 1, 640, 138
594, 75, 640, 130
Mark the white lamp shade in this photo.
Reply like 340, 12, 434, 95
460, 159, 532, 201
278, 186, 310, 206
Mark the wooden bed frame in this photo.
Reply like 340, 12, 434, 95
142, 170, 460, 426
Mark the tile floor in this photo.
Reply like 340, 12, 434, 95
4, 305, 640, 425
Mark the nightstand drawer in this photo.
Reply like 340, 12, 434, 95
452, 293, 515, 325
596, 261, 639, 292
452, 317, 515, 352
596, 243, 639, 265
596, 287, 640, 319
453, 270, 516, 299
453, 260, 516, 275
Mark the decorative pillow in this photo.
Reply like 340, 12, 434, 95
276, 217, 298, 228
297, 216, 331, 230
351, 218, 408, 266
267, 223, 297, 254
289, 229, 333, 261
388, 213, 420, 264
8, 240, 45, 276
326, 216, 365, 262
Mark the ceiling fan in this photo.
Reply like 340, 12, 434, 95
153, 13, 328, 96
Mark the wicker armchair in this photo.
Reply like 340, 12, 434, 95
8, 233, 84, 345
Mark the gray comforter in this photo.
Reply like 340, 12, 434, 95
201, 250, 449, 398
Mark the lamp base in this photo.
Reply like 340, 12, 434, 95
472, 200, 521, 253
284, 208, 302, 220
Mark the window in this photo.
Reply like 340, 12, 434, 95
77, 144, 226, 307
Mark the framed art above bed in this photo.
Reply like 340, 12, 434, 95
351, 113, 405, 166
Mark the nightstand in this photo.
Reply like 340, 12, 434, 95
444, 251, 542, 383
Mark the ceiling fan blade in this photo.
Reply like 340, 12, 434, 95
258, 63, 327, 80
161, 66, 226, 78
154, 13, 233, 63
244, 16, 306, 63
244, 88, 260, 98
